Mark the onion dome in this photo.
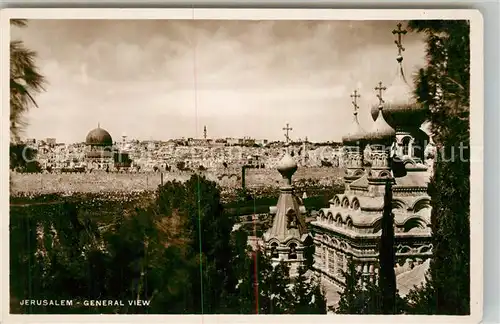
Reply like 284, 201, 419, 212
370, 65, 427, 131
86, 124, 113, 146
277, 151, 297, 182
342, 113, 367, 146
370, 23, 428, 131
342, 90, 367, 146
366, 104, 396, 145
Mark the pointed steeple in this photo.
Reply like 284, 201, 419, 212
263, 151, 311, 272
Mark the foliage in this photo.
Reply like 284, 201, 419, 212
10, 143, 41, 173
10, 174, 327, 314
336, 260, 405, 314
290, 265, 327, 314
406, 20, 470, 315
10, 19, 46, 142
154, 175, 236, 313
230, 243, 326, 314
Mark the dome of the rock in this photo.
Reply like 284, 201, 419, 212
86, 126, 113, 146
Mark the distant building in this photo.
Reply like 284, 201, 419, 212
85, 124, 114, 169
46, 138, 56, 146
187, 138, 208, 146
225, 138, 241, 146
255, 139, 269, 146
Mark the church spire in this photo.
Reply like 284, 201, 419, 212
263, 148, 311, 275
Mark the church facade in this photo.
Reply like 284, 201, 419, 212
310, 23, 435, 289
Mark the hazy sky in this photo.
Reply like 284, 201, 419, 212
11, 19, 426, 143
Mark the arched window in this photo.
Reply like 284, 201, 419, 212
403, 218, 426, 233
346, 218, 354, 230
328, 248, 335, 274
271, 243, 279, 259
335, 251, 344, 277
335, 214, 342, 226
342, 197, 350, 209
327, 213, 334, 225
287, 209, 297, 229
402, 137, 411, 156
288, 243, 298, 260
351, 198, 360, 210
318, 210, 325, 222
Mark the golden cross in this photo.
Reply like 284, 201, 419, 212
350, 90, 361, 114
283, 123, 293, 144
375, 81, 387, 105
392, 22, 407, 56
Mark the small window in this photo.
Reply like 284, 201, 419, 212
288, 243, 297, 260
271, 243, 279, 259
402, 137, 411, 156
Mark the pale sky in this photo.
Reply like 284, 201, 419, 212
11, 19, 426, 143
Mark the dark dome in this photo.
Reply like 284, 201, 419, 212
86, 126, 113, 146
370, 65, 428, 131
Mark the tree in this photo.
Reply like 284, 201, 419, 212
155, 175, 237, 313
11, 175, 326, 314
337, 261, 370, 314
10, 19, 46, 142
9, 143, 41, 173
290, 265, 327, 314
406, 20, 470, 315
378, 181, 397, 313
176, 161, 186, 171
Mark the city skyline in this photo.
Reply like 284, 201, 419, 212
12, 20, 426, 143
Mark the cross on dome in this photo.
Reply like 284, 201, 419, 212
342, 89, 367, 146
375, 81, 387, 106
350, 90, 361, 114
393, 22, 408, 61
283, 122, 293, 144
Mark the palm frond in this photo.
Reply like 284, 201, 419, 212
9, 25, 47, 141
10, 19, 27, 27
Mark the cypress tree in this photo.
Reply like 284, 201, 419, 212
379, 180, 397, 314
406, 20, 471, 315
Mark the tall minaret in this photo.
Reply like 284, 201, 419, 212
203, 125, 207, 140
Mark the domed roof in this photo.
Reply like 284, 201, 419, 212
277, 151, 297, 180
365, 105, 396, 144
342, 112, 367, 146
86, 125, 113, 146
370, 62, 428, 130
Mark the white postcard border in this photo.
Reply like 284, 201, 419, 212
0, 8, 484, 324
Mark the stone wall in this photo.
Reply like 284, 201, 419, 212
10, 167, 344, 196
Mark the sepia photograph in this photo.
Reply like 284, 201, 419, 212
3, 8, 482, 321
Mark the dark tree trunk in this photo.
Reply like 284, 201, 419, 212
379, 180, 396, 314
